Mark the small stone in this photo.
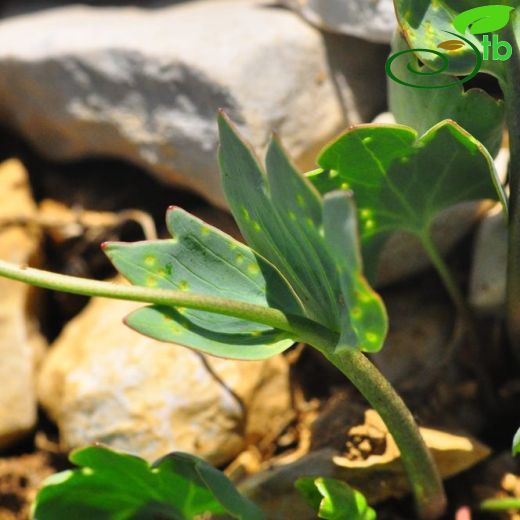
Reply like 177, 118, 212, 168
0, 1, 387, 208
38, 296, 292, 465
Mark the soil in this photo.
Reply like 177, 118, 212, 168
0, 125, 519, 520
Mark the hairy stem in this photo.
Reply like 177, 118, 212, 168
0, 259, 445, 518
0, 259, 311, 335
324, 350, 446, 520
501, 22, 520, 360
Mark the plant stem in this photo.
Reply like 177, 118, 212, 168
0, 259, 445, 518
324, 349, 446, 520
481, 498, 520, 512
420, 233, 470, 320
0, 259, 319, 338
420, 234, 494, 402
501, 21, 520, 359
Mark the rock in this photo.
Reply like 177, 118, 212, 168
0, 1, 388, 208
240, 410, 490, 518
37, 296, 293, 465
281, 0, 397, 44
0, 159, 45, 449
469, 206, 508, 314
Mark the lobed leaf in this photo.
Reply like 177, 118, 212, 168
218, 113, 387, 353
31, 446, 264, 520
308, 121, 506, 281
295, 477, 376, 520
104, 207, 301, 360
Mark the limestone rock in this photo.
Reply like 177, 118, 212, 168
371, 113, 501, 286
0, 159, 45, 448
0, 1, 387, 208
281, 0, 397, 44
37, 296, 293, 465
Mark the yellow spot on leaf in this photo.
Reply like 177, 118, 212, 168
146, 276, 158, 288
340, 182, 350, 190
248, 263, 260, 275
365, 219, 375, 230
179, 280, 190, 291
365, 332, 378, 343
296, 195, 306, 208
352, 307, 362, 319
144, 255, 156, 267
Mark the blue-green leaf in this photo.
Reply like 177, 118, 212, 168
105, 207, 300, 360
218, 113, 387, 353
322, 192, 387, 353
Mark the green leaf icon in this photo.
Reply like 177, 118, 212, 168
453, 5, 514, 35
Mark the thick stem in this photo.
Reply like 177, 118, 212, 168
0, 259, 445, 518
502, 22, 520, 359
325, 349, 447, 520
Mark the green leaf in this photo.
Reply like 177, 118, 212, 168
513, 427, 520, 456
218, 114, 338, 330
31, 446, 264, 520
322, 192, 387, 353
388, 32, 505, 156
308, 121, 506, 281
105, 207, 300, 360
218, 113, 387, 353
295, 477, 376, 520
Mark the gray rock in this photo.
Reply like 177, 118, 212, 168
469, 207, 508, 314
0, 1, 387, 208
38, 296, 293, 465
282, 0, 397, 44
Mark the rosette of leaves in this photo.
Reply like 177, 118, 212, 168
103, 113, 388, 357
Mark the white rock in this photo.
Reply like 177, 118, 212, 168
38, 296, 292, 465
0, 159, 46, 448
281, 0, 397, 44
0, 1, 387, 208
469, 206, 508, 314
